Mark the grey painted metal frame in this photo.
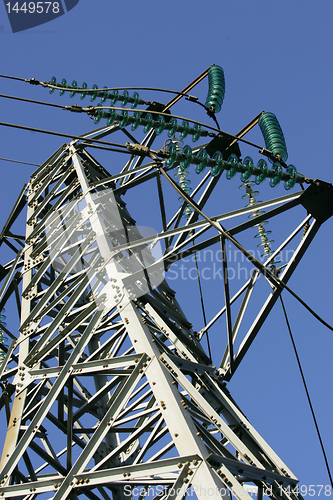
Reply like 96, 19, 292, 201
0, 100, 329, 500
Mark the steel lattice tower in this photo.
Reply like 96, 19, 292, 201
0, 67, 332, 500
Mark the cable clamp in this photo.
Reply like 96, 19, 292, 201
62, 104, 84, 113
125, 142, 150, 155
205, 106, 216, 118
27, 78, 40, 86
185, 95, 198, 102
156, 149, 169, 159
86, 105, 96, 116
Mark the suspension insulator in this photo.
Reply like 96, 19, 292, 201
284, 165, 297, 190
226, 154, 238, 180
270, 162, 283, 188
255, 159, 268, 185
170, 138, 193, 219
49, 76, 57, 94
168, 118, 178, 138
210, 151, 223, 177
166, 142, 178, 167
240, 156, 254, 183
258, 112, 288, 163
101, 86, 109, 103
59, 78, 67, 96
195, 148, 208, 174
90, 84, 99, 102
180, 145, 193, 171
70, 80, 78, 98
205, 65, 226, 114
131, 111, 141, 131
80, 82, 88, 100
239, 182, 280, 269
122, 90, 130, 107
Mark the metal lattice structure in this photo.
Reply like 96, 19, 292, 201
0, 67, 332, 500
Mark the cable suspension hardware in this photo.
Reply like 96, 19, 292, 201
259, 112, 288, 164
167, 137, 194, 219
163, 144, 303, 189
239, 175, 279, 270
205, 65, 225, 115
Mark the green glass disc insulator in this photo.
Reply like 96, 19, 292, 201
192, 124, 202, 142
49, 76, 57, 94
284, 165, 297, 190
270, 162, 283, 187
255, 159, 268, 185
70, 80, 77, 98
122, 90, 129, 107
156, 115, 166, 135
90, 84, 99, 102
143, 113, 153, 133
183, 205, 193, 218
226, 153, 238, 180
166, 142, 178, 167
131, 91, 140, 109
210, 150, 223, 176
101, 86, 108, 103
195, 148, 208, 174
257, 238, 275, 249
240, 156, 254, 182
168, 118, 178, 137
180, 145, 193, 171
131, 111, 141, 131
174, 169, 190, 182
80, 82, 88, 100
94, 103, 103, 124
59, 78, 67, 96
178, 186, 192, 203
119, 110, 129, 129
110, 90, 119, 105
259, 112, 288, 163
107, 109, 117, 126
180, 120, 190, 140
205, 65, 225, 113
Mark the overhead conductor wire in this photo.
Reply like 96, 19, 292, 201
280, 296, 333, 488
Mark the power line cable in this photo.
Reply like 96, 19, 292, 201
0, 73, 199, 99
191, 237, 212, 360
0, 158, 40, 167
281, 281, 333, 333
0, 121, 132, 153
0, 93, 66, 109
0, 92, 278, 154
156, 165, 331, 333
280, 296, 333, 488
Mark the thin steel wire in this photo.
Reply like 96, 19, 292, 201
0, 121, 131, 153
0, 157, 40, 167
280, 296, 333, 488
0, 74, 198, 98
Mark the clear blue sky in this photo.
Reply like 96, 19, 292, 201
1, 0, 333, 492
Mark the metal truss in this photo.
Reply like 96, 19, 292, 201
0, 113, 332, 500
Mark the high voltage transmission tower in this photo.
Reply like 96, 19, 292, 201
0, 65, 332, 500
